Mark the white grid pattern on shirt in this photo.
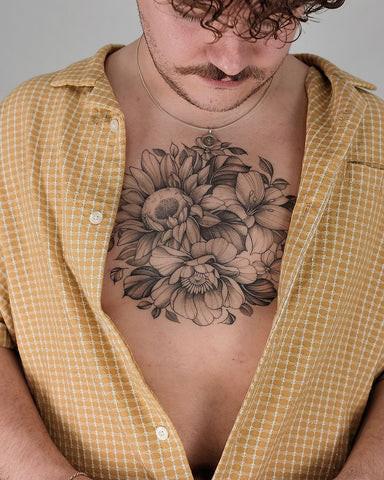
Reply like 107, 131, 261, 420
0, 45, 383, 480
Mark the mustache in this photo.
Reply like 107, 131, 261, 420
175, 64, 265, 82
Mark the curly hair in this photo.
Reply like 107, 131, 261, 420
165, 0, 346, 42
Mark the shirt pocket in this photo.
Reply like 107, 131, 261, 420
342, 162, 384, 250
346, 161, 384, 196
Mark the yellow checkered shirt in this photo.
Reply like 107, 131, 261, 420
1, 44, 384, 480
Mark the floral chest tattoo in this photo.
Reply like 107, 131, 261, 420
108, 136, 296, 326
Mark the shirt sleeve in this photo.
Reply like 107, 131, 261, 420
374, 370, 384, 384
0, 249, 16, 350
0, 95, 18, 351
0, 324, 16, 350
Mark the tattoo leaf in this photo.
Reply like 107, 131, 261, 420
179, 149, 188, 165
138, 300, 152, 310
259, 156, 274, 179
110, 267, 124, 284
170, 143, 179, 158
223, 155, 246, 166
227, 147, 247, 155
123, 266, 161, 300
282, 195, 297, 212
185, 146, 197, 158
212, 157, 250, 186
152, 307, 161, 319
260, 173, 270, 186
165, 310, 180, 323
273, 230, 287, 245
115, 246, 136, 261
240, 303, 253, 317
198, 212, 221, 227
170, 172, 182, 188
194, 155, 203, 172
272, 178, 289, 190
241, 279, 276, 307
153, 148, 166, 158
108, 235, 115, 251
221, 312, 236, 325
197, 165, 210, 184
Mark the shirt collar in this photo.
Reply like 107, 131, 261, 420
50, 44, 125, 88
294, 53, 377, 91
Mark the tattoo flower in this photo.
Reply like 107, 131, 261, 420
108, 136, 296, 325
141, 238, 256, 326
201, 168, 292, 254
110, 145, 218, 265
253, 249, 283, 284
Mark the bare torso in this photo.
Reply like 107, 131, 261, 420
101, 43, 309, 479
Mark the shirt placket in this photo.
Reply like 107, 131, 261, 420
73, 75, 195, 479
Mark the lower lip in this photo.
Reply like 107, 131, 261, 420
198, 76, 246, 88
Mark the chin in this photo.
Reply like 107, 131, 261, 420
183, 85, 262, 113
196, 103, 243, 113
188, 96, 252, 113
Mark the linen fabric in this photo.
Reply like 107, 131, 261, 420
0, 44, 384, 480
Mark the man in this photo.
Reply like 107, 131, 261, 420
0, 0, 383, 479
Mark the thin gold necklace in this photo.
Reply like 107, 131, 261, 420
136, 35, 273, 148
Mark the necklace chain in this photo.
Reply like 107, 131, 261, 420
136, 35, 273, 143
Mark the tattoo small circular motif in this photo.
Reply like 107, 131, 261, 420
108, 136, 296, 326
201, 132, 217, 148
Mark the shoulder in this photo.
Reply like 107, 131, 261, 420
0, 44, 124, 130
0, 71, 59, 134
0, 62, 81, 138
357, 87, 384, 125
352, 89, 384, 170
0, 71, 61, 176
356, 87, 384, 135
295, 52, 383, 111
295, 53, 384, 167
0, 49, 100, 177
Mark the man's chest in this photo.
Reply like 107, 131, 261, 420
100, 118, 305, 477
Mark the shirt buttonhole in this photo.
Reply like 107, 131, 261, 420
304, 203, 313, 213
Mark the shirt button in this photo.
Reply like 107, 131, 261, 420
155, 426, 168, 441
110, 119, 119, 132
89, 211, 103, 225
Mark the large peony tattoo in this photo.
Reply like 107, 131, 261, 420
108, 136, 296, 326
